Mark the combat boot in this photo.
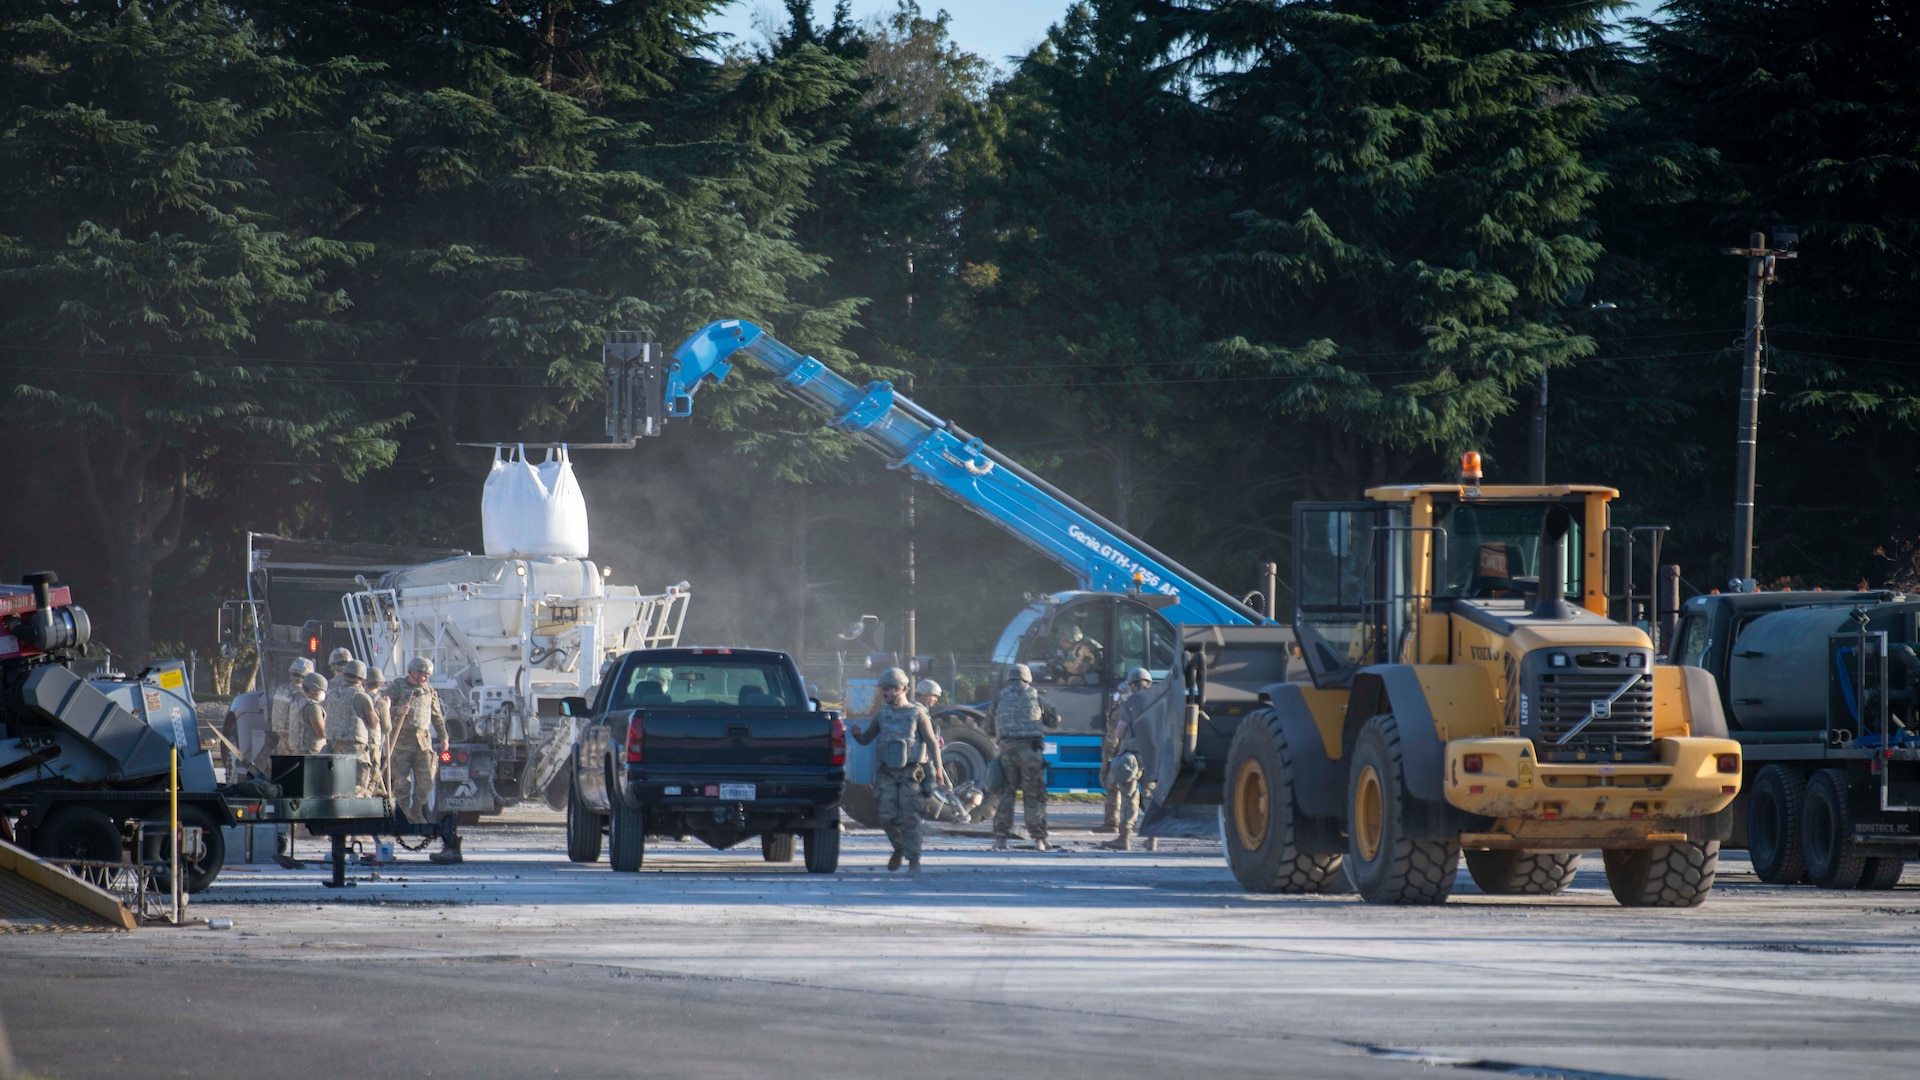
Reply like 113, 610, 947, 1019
1091, 823, 1117, 833
428, 837, 463, 865
908, 859, 922, 875
1100, 836, 1130, 852
888, 850, 903, 872
1033, 838, 1049, 852
993, 837, 1009, 851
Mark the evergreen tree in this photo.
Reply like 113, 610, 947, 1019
0, 2, 399, 665
1597, 0, 1920, 587
1185, 0, 1623, 507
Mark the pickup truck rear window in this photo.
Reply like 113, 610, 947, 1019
611, 660, 805, 709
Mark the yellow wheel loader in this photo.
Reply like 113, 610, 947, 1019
1222, 456, 1740, 906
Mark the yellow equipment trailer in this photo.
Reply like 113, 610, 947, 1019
1222, 456, 1740, 906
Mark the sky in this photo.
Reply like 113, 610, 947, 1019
704, 0, 1070, 69
703, 1, 1668, 69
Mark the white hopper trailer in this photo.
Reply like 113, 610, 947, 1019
345, 556, 689, 817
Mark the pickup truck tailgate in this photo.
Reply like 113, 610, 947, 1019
641, 709, 836, 768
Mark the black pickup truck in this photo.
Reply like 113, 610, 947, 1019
562, 647, 846, 873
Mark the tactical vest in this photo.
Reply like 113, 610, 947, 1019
874, 704, 924, 770
995, 684, 1046, 739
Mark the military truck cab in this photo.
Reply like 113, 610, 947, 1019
1668, 590, 1919, 889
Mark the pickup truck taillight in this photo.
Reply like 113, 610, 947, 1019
626, 712, 646, 764
829, 716, 846, 766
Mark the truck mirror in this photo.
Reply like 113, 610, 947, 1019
559, 696, 589, 717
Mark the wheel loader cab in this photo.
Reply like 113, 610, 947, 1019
1224, 479, 1742, 907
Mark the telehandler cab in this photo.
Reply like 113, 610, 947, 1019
1223, 455, 1740, 906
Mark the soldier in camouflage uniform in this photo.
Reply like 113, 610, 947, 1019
296, 671, 329, 755
848, 667, 945, 873
1097, 667, 1154, 832
260, 656, 313, 774
324, 660, 378, 796
389, 656, 448, 825
1100, 668, 1154, 851
1050, 625, 1102, 685
988, 663, 1057, 851
363, 666, 392, 797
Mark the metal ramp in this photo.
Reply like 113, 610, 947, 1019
0, 840, 135, 932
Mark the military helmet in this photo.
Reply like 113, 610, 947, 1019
1127, 667, 1153, 687
301, 672, 328, 693
915, 678, 942, 698
877, 667, 911, 691
1007, 663, 1032, 684
328, 646, 353, 666
407, 656, 434, 676
365, 666, 385, 688
343, 659, 367, 682
289, 657, 314, 676
1057, 625, 1083, 642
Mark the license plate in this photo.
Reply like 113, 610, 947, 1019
440, 765, 470, 781
1043, 742, 1058, 756
718, 783, 756, 801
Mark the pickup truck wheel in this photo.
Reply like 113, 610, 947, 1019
1222, 708, 1341, 894
1603, 841, 1718, 907
565, 773, 603, 864
142, 804, 227, 895
1344, 716, 1457, 905
608, 799, 646, 872
762, 832, 796, 862
1802, 767, 1866, 889
1747, 765, 1807, 884
35, 807, 123, 867
1465, 850, 1581, 895
803, 824, 840, 873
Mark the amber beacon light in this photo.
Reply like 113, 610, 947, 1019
1460, 451, 1483, 485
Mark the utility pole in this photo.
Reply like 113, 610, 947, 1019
1723, 228, 1796, 591
1528, 370, 1548, 485
902, 375, 917, 668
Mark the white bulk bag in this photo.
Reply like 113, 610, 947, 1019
480, 444, 590, 558
532, 446, 590, 558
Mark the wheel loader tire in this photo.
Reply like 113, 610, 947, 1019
1746, 764, 1807, 885
1344, 715, 1457, 905
1465, 850, 1582, 895
1221, 708, 1341, 893
840, 783, 880, 828
761, 832, 796, 863
1803, 767, 1866, 889
565, 773, 603, 864
1603, 841, 1718, 907
1861, 857, 1906, 890
608, 797, 646, 872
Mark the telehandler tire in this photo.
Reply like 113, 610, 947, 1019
1802, 767, 1866, 889
840, 784, 880, 828
1603, 841, 1718, 907
1861, 858, 1906, 890
566, 773, 604, 863
1465, 850, 1581, 895
1345, 716, 1457, 905
1746, 764, 1806, 884
1221, 709, 1341, 893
